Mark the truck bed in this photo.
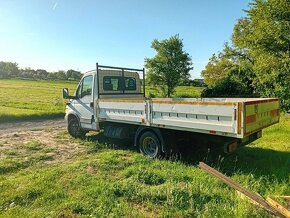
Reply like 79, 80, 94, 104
96, 98, 279, 138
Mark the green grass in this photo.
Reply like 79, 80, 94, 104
0, 79, 77, 122
0, 116, 289, 217
146, 86, 204, 98
0, 80, 203, 122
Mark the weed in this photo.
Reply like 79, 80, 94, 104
24, 141, 43, 151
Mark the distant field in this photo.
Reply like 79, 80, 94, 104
0, 80, 203, 122
0, 80, 77, 122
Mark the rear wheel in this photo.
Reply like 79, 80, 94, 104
68, 117, 85, 138
139, 131, 163, 158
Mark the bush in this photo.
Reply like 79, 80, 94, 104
201, 76, 254, 98
148, 92, 156, 98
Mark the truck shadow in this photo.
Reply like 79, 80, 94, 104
86, 133, 289, 182
179, 145, 290, 182
86, 132, 138, 153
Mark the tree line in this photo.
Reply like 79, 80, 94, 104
146, 0, 289, 111
0, 61, 82, 81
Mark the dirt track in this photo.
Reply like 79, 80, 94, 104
0, 118, 86, 163
0, 118, 66, 135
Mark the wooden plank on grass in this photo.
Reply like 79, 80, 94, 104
266, 197, 290, 218
274, 196, 290, 200
198, 162, 285, 217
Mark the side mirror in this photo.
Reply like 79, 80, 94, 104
63, 88, 69, 99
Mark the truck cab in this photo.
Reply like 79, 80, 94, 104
63, 64, 145, 137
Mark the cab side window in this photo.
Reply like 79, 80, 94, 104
76, 75, 93, 98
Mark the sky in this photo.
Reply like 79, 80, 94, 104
0, 0, 251, 78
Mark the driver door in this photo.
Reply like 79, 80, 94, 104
73, 75, 94, 129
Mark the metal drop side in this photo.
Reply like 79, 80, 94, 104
96, 98, 279, 139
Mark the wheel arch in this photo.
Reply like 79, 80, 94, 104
67, 113, 80, 123
134, 126, 166, 153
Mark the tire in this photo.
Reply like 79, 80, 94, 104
68, 117, 86, 138
139, 131, 163, 158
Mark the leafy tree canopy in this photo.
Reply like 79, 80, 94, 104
67, 69, 82, 81
0, 61, 19, 79
202, 0, 290, 111
145, 35, 193, 97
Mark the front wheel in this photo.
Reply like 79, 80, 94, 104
139, 131, 163, 158
68, 117, 86, 138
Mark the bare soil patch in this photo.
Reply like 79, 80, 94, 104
0, 119, 85, 164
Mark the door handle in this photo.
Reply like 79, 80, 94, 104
90, 102, 94, 108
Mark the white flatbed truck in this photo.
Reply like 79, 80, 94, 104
63, 64, 280, 158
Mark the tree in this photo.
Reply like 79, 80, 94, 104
36, 69, 48, 80
201, 51, 233, 86
201, 43, 256, 94
0, 61, 19, 79
145, 35, 193, 97
0, 62, 9, 79
201, 0, 290, 111
47, 72, 57, 80
19, 67, 35, 79
232, 0, 290, 110
55, 70, 67, 80
67, 69, 82, 81
201, 75, 255, 98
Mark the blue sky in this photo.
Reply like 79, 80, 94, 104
0, 0, 251, 78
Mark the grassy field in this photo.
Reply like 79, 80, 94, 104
0, 80, 77, 122
0, 80, 203, 122
146, 86, 204, 98
0, 116, 289, 217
